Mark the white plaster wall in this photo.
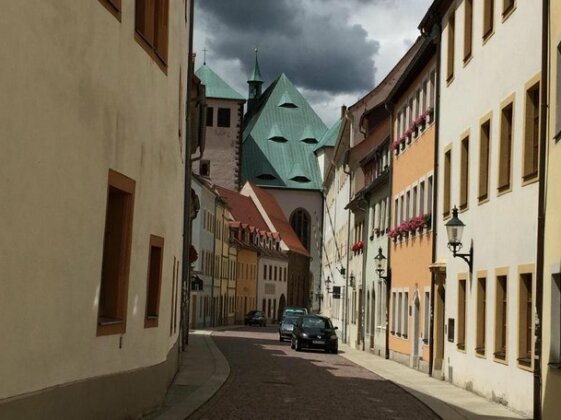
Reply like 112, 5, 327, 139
320, 171, 352, 341
266, 189, 323, 309
257, 256, 288, 322
0, 0, 188, 399
436, 2, 540, 416
191, 179, 215, 327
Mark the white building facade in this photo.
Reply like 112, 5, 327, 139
429, 1, 541, 416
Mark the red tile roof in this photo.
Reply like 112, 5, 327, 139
214, 185, 269, 231
247, 183, 310, 257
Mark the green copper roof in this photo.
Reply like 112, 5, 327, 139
242, 73, 327, 191
248, 51, 264, 83
195, 64, 245, 101
314, 117, 343, 153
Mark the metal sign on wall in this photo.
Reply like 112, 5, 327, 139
332, 286, 341, 299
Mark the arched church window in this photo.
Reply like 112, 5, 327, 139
290, 208, 311, 250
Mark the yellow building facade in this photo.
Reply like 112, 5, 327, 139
389, 43, 437, 372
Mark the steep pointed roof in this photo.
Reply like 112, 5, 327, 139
248, 50, 264, 83
195, 64, 245, 101
314, 117, 343, 153
244, 182, 310, 257
214, 186, 269, 231
242, 73, 327, 190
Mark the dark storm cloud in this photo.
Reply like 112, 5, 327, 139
197, 0, 379, 94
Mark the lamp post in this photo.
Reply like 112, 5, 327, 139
445, 206, 473, 274
374, 247, 388, 281
349, 273, 356, 289
325, 276, 332, 294
374, 247, 390, 360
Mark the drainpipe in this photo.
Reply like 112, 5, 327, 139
534, 1, 549, 418
180, 0, 196, 350
343, 152, 352, 345
210, 195, 217, 327
383, 99, 396, 361
425, 21, 442, 378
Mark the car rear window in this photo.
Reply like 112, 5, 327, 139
284, 308, 306, 316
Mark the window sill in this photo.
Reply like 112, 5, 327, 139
493, 351, 508, 365
446, 75, 455, 87
497, 185, 512, 197
98, 0, 121, 21
134, 32, 168, 75
517, 356, 533, 371
522, 173, 539, 186
459, 203, 469, 213
145, 315, 159, 329
463, 53, 473, 67
457, 343, 466, 352
482, 30, 495, 45
548, 361, 561, 370
477, 195, 489, 206
502, 5, 516, 23
97, 318, 125, 336
475, 347, 486, 357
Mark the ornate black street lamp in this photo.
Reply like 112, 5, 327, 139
445, 206, 473, 273
374, 247, 388, 281
325, 276, 332, 294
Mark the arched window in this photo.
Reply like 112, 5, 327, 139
290, 208, 311, 250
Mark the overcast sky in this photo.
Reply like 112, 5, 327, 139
194, 0, 433, 127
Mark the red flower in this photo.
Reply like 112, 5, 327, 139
189, 245, 198, 263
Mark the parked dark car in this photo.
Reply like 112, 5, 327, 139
278, 316, 298, 341
291, 315, 338, 353
280, 306, 308, 321
244, 310, 266, 327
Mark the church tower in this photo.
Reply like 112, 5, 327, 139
247, 48, 263, 116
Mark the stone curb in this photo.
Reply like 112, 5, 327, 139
154, 332, 230, 420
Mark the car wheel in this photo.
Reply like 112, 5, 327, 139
295, 339, 302, 352
331, 348, 338, 354
279, 336, 284, 342
290, 339, 295, 349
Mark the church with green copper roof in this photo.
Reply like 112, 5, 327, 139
240, 52, 329, 313
241, 55, 327, 192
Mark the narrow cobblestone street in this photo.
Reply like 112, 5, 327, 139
190, 327, 439, 419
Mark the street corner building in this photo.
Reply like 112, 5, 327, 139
0, 1, 192, 418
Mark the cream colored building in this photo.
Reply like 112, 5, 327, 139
541, 1, 561, 418
0, 1, 191, 418
423, 0, 540, 416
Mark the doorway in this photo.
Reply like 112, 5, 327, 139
412, 292, 421, 368
433, 273, 446, 379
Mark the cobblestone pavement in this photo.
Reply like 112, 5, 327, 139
190, 326, 439, 420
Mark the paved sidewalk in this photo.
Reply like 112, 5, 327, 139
339, 342, 528, 420
146, 329, 230, 420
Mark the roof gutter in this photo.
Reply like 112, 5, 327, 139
534, 1, 549, 418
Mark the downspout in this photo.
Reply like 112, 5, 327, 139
534, 0, 549, 418
342, 110, 354, 345
425, 21, 442, 377
210, 195, 217, 327
384, 101, 394, 360
180, 0, 196, 349
359, 199, 368, 351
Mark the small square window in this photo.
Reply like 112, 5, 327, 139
217, 108, 231, 128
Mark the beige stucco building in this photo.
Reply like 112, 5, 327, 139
541, 1, 561, 418
0, 1, 191, 418
423, 0, 540, 416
